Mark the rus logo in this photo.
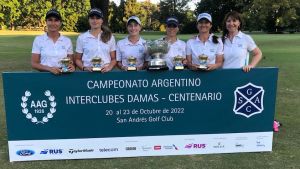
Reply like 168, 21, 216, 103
233, 83, 265, 118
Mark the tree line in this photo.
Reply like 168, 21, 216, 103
1, 0, 299, 33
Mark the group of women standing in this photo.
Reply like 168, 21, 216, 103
31, 8, 262, 74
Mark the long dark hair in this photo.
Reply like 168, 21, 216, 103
100, 24, 112, 43
222, 11, 243, 42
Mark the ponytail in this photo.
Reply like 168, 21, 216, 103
100, 25, 112, 43
212, 35, 219, 44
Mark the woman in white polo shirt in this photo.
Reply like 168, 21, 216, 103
75, 8, 116, 73
162, 16, 186, 70
31, 9, 74, 75
116, 16, 148, 71
222, 11, 262, 72
186, 13, 224, 71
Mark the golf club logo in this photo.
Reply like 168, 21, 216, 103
21, 90, 56, 124
233, 83, 264, 118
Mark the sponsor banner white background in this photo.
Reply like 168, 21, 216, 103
9, 132, 273, 162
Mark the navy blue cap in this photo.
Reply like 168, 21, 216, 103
88, 8, 103, 18
166, 17, 179, 26
46, 9, 62, 20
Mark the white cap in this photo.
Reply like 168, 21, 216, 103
197, 13, 212, 23
127, 16, 141, 25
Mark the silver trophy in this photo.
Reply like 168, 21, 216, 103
147, 40, 169, 70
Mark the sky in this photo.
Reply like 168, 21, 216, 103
113, 0, 201, 10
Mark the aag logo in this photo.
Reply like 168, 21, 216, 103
20, 90, 57, 124
233, 83, 264, 118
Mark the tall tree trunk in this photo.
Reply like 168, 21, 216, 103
90, 0, 109, 24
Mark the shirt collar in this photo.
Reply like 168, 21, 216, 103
225, 31, 242, 40
235, 31, 243, 38
43, 33, 63, 41
162, 36, 179, 45
125, 36, 144, 45
195, 34, 213, 43
87, 30, 102, 39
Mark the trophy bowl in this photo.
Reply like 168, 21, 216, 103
173, 55, 184, 70
127, 56, 137, 71
147, 40, 169, 70
59, 57, 72, 73
198, 54, 208, 70
91, 57, 102, 72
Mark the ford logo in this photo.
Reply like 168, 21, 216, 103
16, 150, 35, 156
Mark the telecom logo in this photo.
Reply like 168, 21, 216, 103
233, 83, 265, 118
99, 148, 118, 153
40, 149, 63, 155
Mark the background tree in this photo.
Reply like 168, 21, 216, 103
246, 0, 299, 33
90, 0, 109, 23
158, 0, 191, 32
195, 0, 253, 32
1, 0, 21, 30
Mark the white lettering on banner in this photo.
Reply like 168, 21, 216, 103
87, 79, 149, 89
169, 92, 222, 102
247, 89, 252, 95
86, 78, 201, 89
66, 95, 125, 104
127, 94, 159, 103
30, 100, 47, 108
151, 78, 201, 88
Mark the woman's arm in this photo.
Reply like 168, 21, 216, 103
243, 47, 262, 72
207, 54, 224, 71
31, 53, 61, 74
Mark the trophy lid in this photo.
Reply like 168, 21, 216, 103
199, 54, 208, 59
60, 57, 71, 63
174, 55, 183, 60
61, 57, 71, 61
128, 56, 137, 61
91, 56, 102, 62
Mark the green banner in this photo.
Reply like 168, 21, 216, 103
3, 68, 278, 141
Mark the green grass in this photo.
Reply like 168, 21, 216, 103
1, 33, 300, 168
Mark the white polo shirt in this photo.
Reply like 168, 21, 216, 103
163, 38, 186, 70
32, 33, 73, 67
76, 31, 116, 67
186, 34, 223, 65
223, 31, 257, 68
116, 37, 149, 67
